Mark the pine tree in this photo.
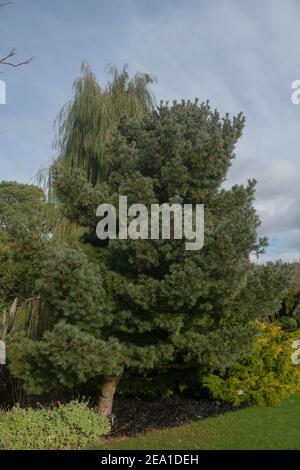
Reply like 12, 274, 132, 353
9, 101, 293, 416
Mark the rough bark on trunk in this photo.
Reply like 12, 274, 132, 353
98, 375, 121, 417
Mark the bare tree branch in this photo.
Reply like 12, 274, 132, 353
0, 2, 34, 68
0, 48, 34, 67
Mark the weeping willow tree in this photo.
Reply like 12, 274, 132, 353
49, 63, 155, 189
37, 63, 155, 246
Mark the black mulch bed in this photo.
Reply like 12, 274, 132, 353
109, 397, 237, 437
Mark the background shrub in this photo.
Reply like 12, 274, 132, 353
280, 316, 298, 331
280, 286, 298, 317
291, 303, 300, 328
278, 277, 300, 329
204, 323, 300, 407
0, 400, 110, 450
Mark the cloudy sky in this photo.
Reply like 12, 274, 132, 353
1, 0, 300, 262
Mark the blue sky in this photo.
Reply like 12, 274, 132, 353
1, 0, 300, 261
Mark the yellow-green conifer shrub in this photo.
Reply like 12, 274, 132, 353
204, 323, 300, 406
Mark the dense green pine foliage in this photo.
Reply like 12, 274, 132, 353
8, 100, 293, 409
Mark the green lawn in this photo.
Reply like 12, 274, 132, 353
95, 393, 300, 450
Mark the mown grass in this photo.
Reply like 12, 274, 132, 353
94, 393, 300, 450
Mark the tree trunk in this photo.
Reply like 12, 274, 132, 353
98, 375, 121, 417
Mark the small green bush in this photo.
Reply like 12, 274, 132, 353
291, 306, 300, 328
280, 316, 298, 331
0, 400, 110, 450
281, 286, 297, 316
204, 323, 300, 407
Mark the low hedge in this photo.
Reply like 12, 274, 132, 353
0, 400, 110, 450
